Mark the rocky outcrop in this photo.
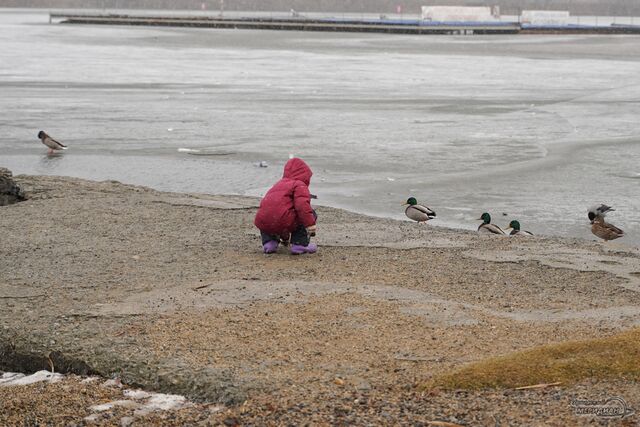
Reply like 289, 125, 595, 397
0, 168, 26, 206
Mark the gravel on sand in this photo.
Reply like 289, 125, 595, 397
1, 175, 639, 425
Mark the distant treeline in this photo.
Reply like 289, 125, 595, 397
2, 0, 640, 16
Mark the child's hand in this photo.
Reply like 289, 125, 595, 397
306, 225, 317, 236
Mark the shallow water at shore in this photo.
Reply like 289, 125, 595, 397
1, 10, 639, 246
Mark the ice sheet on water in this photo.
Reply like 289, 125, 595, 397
1, 12, 638, 247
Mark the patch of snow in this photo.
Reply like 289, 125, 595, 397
84, 413, 101, 423
144, 393, 188, 411
2, 372, 193, 419
88, 402, 115, 412
0, 372, 25, 385
91, 400, 140, 412
102, 378, 123, 388
133, 393, 190, 416
0, 371, 62, 386
91, 387, 190, 417
123, 389, 152, 400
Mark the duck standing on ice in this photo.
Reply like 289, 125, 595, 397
38, 131, 67, 154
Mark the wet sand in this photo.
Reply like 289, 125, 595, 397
1, 175, 639, 425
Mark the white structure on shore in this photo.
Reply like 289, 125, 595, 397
521, 10, 570, 26
421, 6, 499, 22
420, 6, 572, 27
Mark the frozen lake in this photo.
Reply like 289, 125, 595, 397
1, 10, 639, 246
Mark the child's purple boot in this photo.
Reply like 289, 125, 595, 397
263, 240, 279, 254
290, 243, 317, 255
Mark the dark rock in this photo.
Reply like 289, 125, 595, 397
0, 168, 26, 206
223, 417, 240, 426
0, 342, 96, 376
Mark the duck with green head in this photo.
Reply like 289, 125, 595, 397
505, 220, 533, 236
477, 212, 506, 235
404, 197, 436, 223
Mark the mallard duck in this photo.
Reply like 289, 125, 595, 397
588, 204, 624, 242
505, 220, 533, 236
477, 212, 506, 235
404, 197, 436, 223
38, 131, 67, 154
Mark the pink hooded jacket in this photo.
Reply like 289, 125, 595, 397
254, 158, 316, 235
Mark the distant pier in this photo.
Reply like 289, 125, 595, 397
49, 12, 640, 35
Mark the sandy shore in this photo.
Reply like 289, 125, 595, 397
1, 175, 639, 425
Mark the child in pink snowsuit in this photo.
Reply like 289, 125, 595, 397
254, 158, 317, 254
